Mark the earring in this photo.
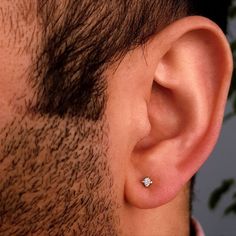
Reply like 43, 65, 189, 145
142, 177, 153, 188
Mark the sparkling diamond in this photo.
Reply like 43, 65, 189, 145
142, 177, 153, 187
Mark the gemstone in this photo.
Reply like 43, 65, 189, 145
142, 177, 153, 187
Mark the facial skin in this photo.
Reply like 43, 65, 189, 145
0, 1, 233, 236
0, 1, 120, 235
0, 115, 121, 235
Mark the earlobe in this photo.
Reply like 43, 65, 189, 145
125, 16, 233, 209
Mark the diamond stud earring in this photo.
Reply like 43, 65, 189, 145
142, 177, 153, 188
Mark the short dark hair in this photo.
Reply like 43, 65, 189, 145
30, 0, 190, 120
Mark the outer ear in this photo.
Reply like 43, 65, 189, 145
125, 16, 233, 209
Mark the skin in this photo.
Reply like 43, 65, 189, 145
0, 2, 120, 235
106, 17, 232, 235
0, 1, 233, 236
0, 115, 120, 235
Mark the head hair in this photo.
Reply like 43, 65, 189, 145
29, 0, 190, 120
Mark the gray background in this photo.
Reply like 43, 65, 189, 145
193, 101, 236, 236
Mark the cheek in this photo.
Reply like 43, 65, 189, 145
106, 102, 129, 201
106, 88, 150, 203
106, 82, 134, 202
105, 55, 153, 202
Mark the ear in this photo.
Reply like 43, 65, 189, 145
125, 16, 233, 209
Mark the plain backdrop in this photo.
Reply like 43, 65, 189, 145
193, 101, 236, 236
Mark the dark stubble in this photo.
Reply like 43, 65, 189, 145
0, 113, 120, 235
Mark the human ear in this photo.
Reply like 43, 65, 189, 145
125, 16, 233, 209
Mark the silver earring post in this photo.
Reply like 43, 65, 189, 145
142, 177, 153, 188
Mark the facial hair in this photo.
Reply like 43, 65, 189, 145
0, 113, 120, 235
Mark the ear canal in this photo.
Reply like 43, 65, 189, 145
125, 17, 233, 209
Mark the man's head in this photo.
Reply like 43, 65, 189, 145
0, 1, 233, 235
